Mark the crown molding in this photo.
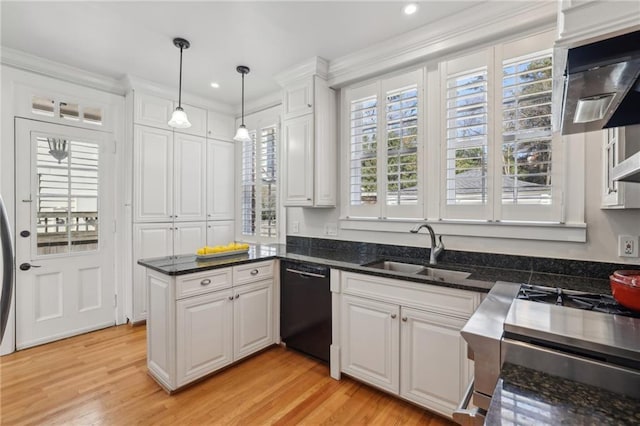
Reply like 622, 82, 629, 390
122, 75, 234, 115
1, 46, 124, 95
327, 2, 557, 88
273, 56, 329, 87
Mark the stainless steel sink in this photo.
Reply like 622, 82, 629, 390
364, 260, 471, 282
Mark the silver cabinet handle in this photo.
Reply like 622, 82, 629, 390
235, 294, 240, 299
250, 269, 259, 276
391, 314, 397, 319
402, 317, 408, 322
200, 279, 211, 286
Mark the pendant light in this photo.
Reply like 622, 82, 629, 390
233, 65, 251, 142
168, 37, 192, 129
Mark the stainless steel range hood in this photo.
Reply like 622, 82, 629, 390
561, 30, 640, 135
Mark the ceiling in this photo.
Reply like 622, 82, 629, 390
1, 1, 481, 107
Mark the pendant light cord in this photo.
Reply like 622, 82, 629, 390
178, 46, 183, 108
241, 72, 245, 126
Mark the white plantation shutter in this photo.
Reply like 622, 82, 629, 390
350, 95, 378, 206
241, 132, 257, 236
501, 52, 553, 205
259, 126, 277, 238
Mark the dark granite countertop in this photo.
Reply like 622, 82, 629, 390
137, 243, 612, 295
487, 363, 640, 425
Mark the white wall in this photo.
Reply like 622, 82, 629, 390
287, 128, 640, 265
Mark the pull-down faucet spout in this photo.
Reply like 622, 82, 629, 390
410, 223, 444, 265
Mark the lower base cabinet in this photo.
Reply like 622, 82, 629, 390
147, 261, 275, 391
339, 272, 478, 419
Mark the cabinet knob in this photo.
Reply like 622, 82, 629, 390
250, 269, 259, 276
391, 314, 397, 319
174, 215, 178, 218
235, 294, 240, 299
307, 103, 312, 108
228, 296, 234, 301
200, 279, 211, 286
402, 317, 408, 322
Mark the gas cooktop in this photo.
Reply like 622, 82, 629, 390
517, 284, 640, 318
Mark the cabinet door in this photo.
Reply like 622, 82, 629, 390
132, 223, 173, 321
207, 111, 235, 141
174, 103, 207, 137
174, 222, 206, 256
133, 125, 173, 222
283, 114, 314, 206
602, 127, 640, 209
207, 140, 235, 220
206, 220, 234, 247
134, 92, 173, 129
341, 295, 400, 394
176, 289, 233, 387
233, 280, 273, 360
174, 133, 207, 221
400, 307, 472, 418
283, 78, 314, 119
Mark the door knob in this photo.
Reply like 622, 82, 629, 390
19, 263, 41, 271
20, 230, 30, 237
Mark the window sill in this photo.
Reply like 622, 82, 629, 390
339, 218, 587, 242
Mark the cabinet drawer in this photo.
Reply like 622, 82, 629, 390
176, 268, 232, 299
233, 261, 274, 285
341, 272, 480, 318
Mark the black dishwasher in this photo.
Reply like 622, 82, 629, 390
280, 261, 331, 363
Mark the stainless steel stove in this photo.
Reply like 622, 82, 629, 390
453, 281, 640, 426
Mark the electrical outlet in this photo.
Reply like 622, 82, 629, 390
324, 223, 338, 236
292, 221, 300, 234
618, 235, 639, 258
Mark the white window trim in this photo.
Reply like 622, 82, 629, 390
338, 29, 586, 243
235, 106, 285, 244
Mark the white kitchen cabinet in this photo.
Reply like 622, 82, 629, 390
133, 223, 173, 322
174, 222, 206, 256
400, 307, 472, 418
174, 133, 207, 221
207, 139, 235, 220
206, 220, 234, 247
233, 280, 273, 360
341, 295, 400, 394
602, 127, 640, 209
207, 111, 236, 141
174, 102, 207, 137
134, 92, 173, 130
283, 78, 313, 120
176, 288, 233, 387
134, 125, 173, 222
145, 260, 276, 391
337, 271, 480, 418
281, 76, 337, 207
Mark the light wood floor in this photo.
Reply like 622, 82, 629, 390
0, 325, 454, 425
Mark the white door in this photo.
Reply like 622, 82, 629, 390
15, 119, 115, 349
233, 280, 273, 360
206, 139, 235, 220
174, 133, 206, 221
174, 222, 206, 256
400, 307, 472, 417
340, 295, 400, 394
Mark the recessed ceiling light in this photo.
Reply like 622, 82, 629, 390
210, 82, 220, 88
403, 3, 418, 15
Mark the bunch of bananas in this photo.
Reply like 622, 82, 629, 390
196, 242, 249, 255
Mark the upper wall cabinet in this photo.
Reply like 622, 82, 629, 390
175, 102, 207, 137
208, 111, 236, 141
602, 126, 640, 209
134, 92, 173, 130
283, 78, 314, 120
279, 68, 337, 208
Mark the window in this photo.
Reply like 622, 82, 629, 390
240, 122, 279, 241
345, 70, 423, 219
31, 96, 103, 126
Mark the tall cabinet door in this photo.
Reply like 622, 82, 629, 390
132, 223, 173, 322
400, 307, 472, 418
282, 114, 314, 206
133, 126, 173, 222
176, 289, 233, 387
174, 134, 207, 222
174, 222, 206, 256
340, 295, 400, 394
207, 220, 234, 247
207, 139, 235, 220
233, 280, 273, 360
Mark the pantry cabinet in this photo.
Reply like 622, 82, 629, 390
134, 92, 173, 130
174, 222, 206, 255
337, 271, 479, 418
283, 78, 314, 120
206, 139, 235, 220
174, 133, 207, 221
206, 220, 234, 247
146, 260, 276, 391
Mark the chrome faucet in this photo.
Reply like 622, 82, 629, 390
410, 223, 444, 265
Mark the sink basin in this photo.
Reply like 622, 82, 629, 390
364, 260, 472, 282
365, 261, 426, 274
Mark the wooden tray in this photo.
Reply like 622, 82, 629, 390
195, 248, 249, 261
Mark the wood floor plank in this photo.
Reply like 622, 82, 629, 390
0, 325, 455, 425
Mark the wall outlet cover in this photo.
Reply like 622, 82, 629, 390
618, 235, 639, 258
292, 221, 300, 234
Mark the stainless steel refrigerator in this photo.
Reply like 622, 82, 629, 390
0, 194, 14, 343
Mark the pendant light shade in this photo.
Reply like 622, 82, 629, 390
168, 37, 192, 129
234, 65, 252, 142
